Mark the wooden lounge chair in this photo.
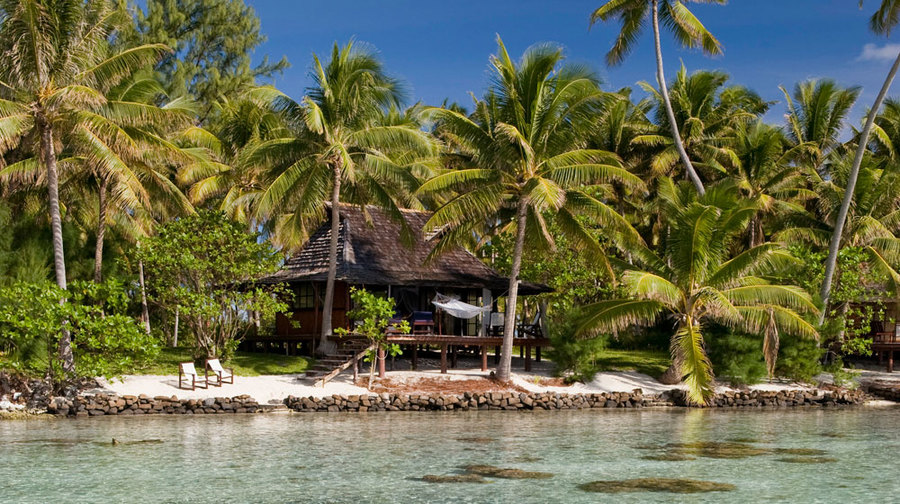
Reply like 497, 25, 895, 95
205, 358, 234, 386
178, 362, 208, 391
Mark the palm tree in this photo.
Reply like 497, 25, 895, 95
731, 121, 810, 247
590, 0, 727, 195
255, 41, 437, 352
419, 37, 645, 382
578, 180, 818, 404
870, 97, 900, 160
590, 88, 655, 234
821, 0, 900, 321
0, 0, 166, 373
782, 79, 860, 173
179, 89, 288, 228
84, 73, 195, 282
635, 67, 768, 183
777, 155, 900, 299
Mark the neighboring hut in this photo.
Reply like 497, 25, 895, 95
258, 204, 549, 350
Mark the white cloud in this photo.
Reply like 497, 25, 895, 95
858, 43, 900, 62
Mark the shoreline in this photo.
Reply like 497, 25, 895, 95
5, 366, 899, 419
38, 385, 877, 418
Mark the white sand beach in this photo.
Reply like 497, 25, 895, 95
95, 357, 815, 403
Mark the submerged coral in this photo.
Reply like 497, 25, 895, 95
512, 455, 544, 463
775, 457, 838, 464
455, 437, 496, 443
640, 441, 832, 461
664, 441, 770, 459
462, 465, 553, 479
772, 448, 828, 456
579, 478, 736, 494
421, 474, 488, 483
640, 453, 697, 461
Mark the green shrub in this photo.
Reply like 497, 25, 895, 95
546, 308, 610, 383
605, 321, 671, 352
776, 333, 825, 383
0, 280, 159, 380
706, 329, 767, 386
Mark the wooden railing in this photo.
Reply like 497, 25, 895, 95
317, 343, 375, 388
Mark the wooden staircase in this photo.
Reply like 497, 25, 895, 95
304, 336, 374, 387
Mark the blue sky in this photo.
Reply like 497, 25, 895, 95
248, 1, 899, 127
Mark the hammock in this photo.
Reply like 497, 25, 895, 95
432, 293, 491, 320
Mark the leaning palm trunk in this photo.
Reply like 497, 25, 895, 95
319, 163, 342, 353
93, 177, 108, 283
497, 201, 528, 382
40, 120, 75, 375
820, 51, 900, 324
651, 0, 705, 196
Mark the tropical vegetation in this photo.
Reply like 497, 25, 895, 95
0, 0, 898, 403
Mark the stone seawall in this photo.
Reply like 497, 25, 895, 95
284, 388, 868, 413
39, 388, 870, 417
863, 381, 900, 402
46, 394, 276, 417
667, 388, 868, 407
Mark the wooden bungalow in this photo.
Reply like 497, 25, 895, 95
252, 204, 550, 361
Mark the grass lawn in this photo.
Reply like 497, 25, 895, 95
133, 348, 312, 376
594, 349, 671, 378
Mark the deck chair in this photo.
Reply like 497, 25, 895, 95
386, 316, 406, 334
517, 312, 543, 338
490, 312, 504, 337
205, 358, 234, 387
412, 311, 435, 334
178, 362, 207, 390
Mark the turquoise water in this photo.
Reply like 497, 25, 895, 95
2, 407, 900, 503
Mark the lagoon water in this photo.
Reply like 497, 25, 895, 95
3, 407, 899, 503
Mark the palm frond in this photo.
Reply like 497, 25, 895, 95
577, 299, 666, 335
672, 320, 714, 405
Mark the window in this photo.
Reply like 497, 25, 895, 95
296, 283, 316, 309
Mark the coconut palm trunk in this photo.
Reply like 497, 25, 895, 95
820, 51, 900, 324
94, 177, 108, 283
138, 254, 151, 335
172, 305, 179, 347
497, 200, 528, 382
651, 0, 705, 196
319, 162, 342, 353
40, 119, 75, 375
748, 214, 762, 248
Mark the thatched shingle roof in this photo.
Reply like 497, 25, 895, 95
261, 205, 550, 295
